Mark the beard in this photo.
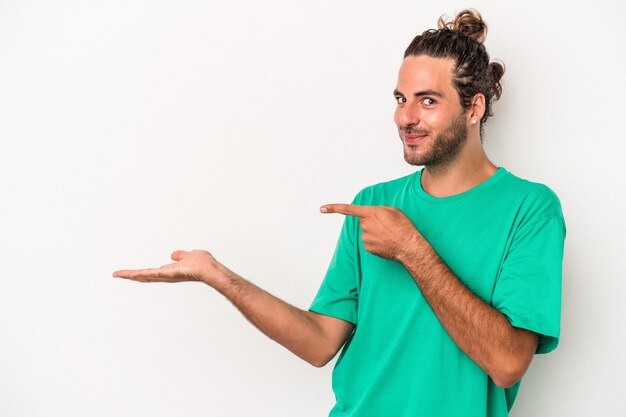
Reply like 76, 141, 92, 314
400, 112, 468, 167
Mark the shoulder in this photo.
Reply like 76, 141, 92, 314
497, 171, 565, 239
501, 171, 563, 219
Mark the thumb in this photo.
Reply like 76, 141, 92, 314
171, 250, 189, 262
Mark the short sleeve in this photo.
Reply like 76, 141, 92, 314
309, 197, 362, 325
492, 214, 566, 354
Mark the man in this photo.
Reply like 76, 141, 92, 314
114, 9, 565, 417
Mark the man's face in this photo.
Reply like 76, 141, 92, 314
393, 55, 469, 167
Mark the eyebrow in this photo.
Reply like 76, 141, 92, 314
393, 89, 445, 99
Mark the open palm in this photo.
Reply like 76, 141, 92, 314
113, 249, 217, 283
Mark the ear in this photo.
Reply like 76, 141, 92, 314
467, 93, 486, 125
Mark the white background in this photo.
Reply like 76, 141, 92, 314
1, 0, 625, 416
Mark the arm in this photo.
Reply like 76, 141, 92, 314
321, 204, 539, 388
113, 250, 354, 367
397, 238, 539, 388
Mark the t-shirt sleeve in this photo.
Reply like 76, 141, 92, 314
492, 207, 566, 354
309, 196, 362, 325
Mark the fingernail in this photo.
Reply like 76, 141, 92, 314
320, 207, 328, 213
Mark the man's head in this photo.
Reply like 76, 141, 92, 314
394, 9, 504, 167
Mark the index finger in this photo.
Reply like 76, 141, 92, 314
320, 204, 370, 217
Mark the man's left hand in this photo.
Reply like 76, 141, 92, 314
321, 204, 422, 261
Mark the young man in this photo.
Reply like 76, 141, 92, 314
114, 9, 565, 417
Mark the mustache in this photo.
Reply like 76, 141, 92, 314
399, 126, 430, 136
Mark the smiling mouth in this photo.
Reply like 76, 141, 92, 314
403, 134, 428, 145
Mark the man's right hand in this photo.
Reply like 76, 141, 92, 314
113, 249, 354, 367
113, 249, 224, 287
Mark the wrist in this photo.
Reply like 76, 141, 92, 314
208, 265, 250, 300
199, 260, 229, 287
396, 231, 425, 265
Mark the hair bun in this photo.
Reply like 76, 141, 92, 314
438, 9, 487, 44
488, 61, 505, 101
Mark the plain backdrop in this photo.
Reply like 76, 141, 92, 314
1, 0, 625, 416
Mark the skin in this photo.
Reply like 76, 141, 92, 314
113, 54, 539, 388
113, 250, 354, 367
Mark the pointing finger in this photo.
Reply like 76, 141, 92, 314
320, 204, 370, 217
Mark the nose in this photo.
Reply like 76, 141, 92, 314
396, 102, 420, 128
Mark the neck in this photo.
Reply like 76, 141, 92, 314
420, 136, 497, 198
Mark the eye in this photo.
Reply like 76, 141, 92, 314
422, 97, 437, 106
395, 96, 406, 104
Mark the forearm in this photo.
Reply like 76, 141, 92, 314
398, 239, 538, 387
113, 249, 350, 366
205, 264, 345, 367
